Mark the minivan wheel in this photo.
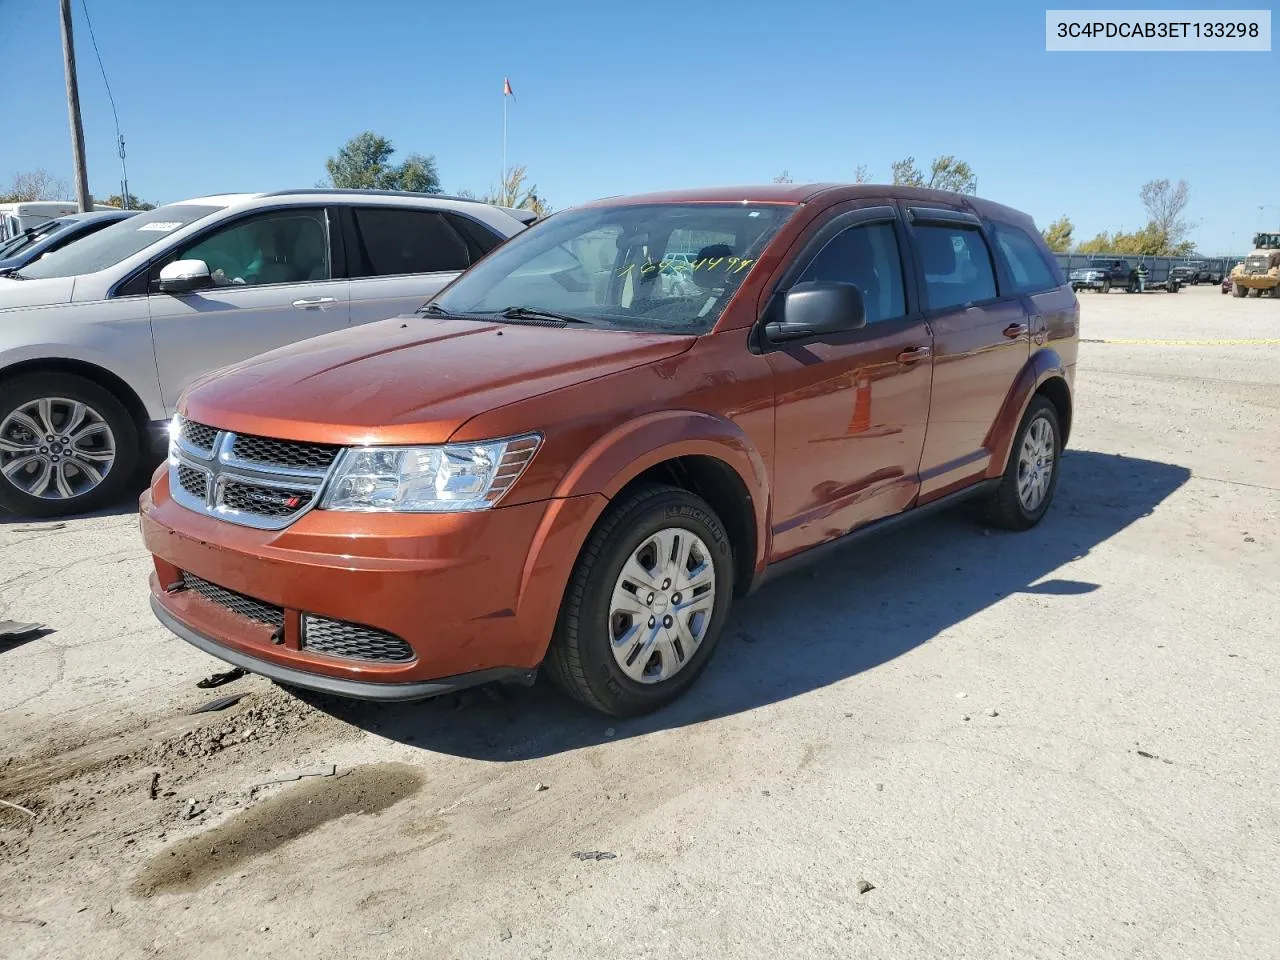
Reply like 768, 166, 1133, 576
983, 396, 1061, 531
0, 373, 138, 518
545, 484, 734, 717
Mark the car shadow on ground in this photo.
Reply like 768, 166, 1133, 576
292, 449, 1192, 760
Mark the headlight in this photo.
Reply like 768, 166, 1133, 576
167, 414, 183, 462
319, 434, 541, 513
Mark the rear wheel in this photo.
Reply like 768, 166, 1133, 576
544, 484, 734, 716
0, 373, 138, 518
984, 396, 1061, 532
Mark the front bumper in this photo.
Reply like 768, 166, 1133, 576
1070, 278, 1106, 289
141, 471, 605, 698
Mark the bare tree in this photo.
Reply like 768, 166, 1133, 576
854, 165, 871, 184
772, 170, 794, 184
1, 169, 71, 203
1140, 179, 1191, 249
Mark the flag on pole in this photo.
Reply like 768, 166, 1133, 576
503, 77, 515, 100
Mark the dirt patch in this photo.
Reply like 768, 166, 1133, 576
132, 762, 422, 896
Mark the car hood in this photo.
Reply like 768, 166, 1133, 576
182, 315, 696, 445
0, 275, 76, 309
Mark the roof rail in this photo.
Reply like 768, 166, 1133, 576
257, 188, 491, 205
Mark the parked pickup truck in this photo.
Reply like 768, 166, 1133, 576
1069, 258, 1181, 294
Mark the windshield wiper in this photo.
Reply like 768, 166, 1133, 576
2, 270, 25, 280
416, 302, 451, 316
498, 305, 590, 324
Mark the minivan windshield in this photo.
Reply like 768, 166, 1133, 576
16, 204, 223, 280
431, 203, 795, 334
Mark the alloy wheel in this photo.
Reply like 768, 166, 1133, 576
0, 397, 117, 500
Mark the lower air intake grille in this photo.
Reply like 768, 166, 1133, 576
302, 615, 415, 663
181, 573, 284, 630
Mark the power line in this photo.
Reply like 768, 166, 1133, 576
78, 0, 130, 206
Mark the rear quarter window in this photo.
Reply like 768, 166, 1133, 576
992, 222, 1061, 293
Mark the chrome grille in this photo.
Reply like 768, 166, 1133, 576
1244, 256, 1269, 275
176, 463, 209, 501
169, 417, 338, 530
181, 573, 284, 630
221, 481, 315, 519
302, 615, 415, 663
230, 434, 339, 472
180, 420, 218, 454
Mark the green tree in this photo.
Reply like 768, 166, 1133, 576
1076, 232, 1113, 254
890, 155, 977, 194
103, 193, 155, 211
1041, 216, 1074, 252
890, 157, 924, 188
324, 132, 442, 193
466, 165, 551, 217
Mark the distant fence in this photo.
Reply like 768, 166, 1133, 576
1053, 253, 1240, 282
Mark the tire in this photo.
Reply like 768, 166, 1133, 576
544, 484, 735, 716
1232, 283, 1248, 298
0, 372, 139, 518
983, 396, 1061, 532
1100, 280, 1111, 294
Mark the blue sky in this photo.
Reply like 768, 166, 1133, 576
1, 0, 1272, 253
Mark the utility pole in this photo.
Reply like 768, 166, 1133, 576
58, 0, 92, 212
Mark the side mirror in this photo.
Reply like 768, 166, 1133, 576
157, 259, 212, 294
764, 281, 866, 344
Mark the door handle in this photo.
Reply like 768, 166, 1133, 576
1003, 322, 1029, 339
292, 297, 338, 309
897, 345, 932, 364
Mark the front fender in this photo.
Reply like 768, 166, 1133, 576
511, 411, 771, 663
553, 410, 768, 547
983, 348, 1071, 478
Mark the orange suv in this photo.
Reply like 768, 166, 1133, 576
141, 184, 1078, 717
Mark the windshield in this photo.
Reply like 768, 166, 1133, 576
17, 205, 222, 280
432, 202, 795, 334
0, 220, 67, 258
1253, 233, 1280, 249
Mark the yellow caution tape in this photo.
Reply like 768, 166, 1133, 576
1081, 337, 1280, 346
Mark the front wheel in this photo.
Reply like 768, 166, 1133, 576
0, 373, 139, 518
1232, 283, 1248, 297
1100, 280, 1111, 294
983, 396, 1061, 531
545, 485, 735, 716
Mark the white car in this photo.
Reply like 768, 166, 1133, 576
0, 189, 533, 517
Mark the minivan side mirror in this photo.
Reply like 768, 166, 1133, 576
764, 281, 866, 344
157, 259, 213, 294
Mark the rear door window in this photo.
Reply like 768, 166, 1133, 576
349, 208, 470, 277
914, 224, 998, 311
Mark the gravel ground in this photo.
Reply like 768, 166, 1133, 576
1, 284, 1277, 959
